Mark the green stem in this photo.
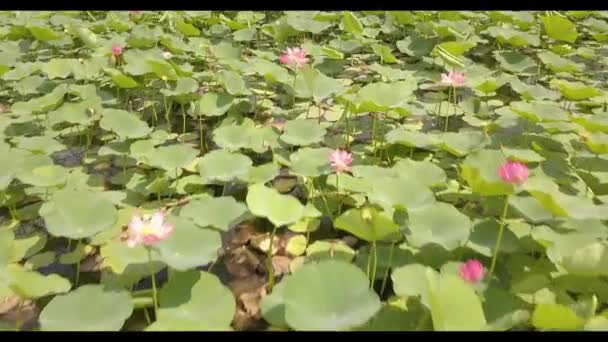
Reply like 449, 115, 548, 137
291, 73, 297, 108
267, 225, 279, 292
371, 113, 378, 158
379, 242, 395, 297
305, 101, 312, 119
370, 241, 378, 289
147, 248, 159, 318
445, 86, 452, 132
181, 103, 186, 134
151, 102, 158, 127
313, 179, 331, 217
14, 301, 22, 331
143, 307, 152, 325
75, 256, 80, 286
163, 96, 170, 132
199, 116, 206, 154
335, 174, 340, 196
417, 311, 429, 331
344, 104, 351, 150
488, 195, 510, 281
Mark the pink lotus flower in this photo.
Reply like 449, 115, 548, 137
279, 47, 309, 69
440, 71, 466, 87
459, 259, 485, 283
111, 44, 123, 57
498, 160, 529, 185
126, 211, 174, 248
329, 149, 353, 175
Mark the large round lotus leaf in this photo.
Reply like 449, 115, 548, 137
180, 196, 249, 231
523, 177, 604, 220
334, 207, 400, 242
39, 189, 118, 239
326, 173, 371, 193
2, 264, 70, 299
385, 128, 438, 149
146, 144, 199, 171
39, 285, 133, 331
306, 240, 356, 262
467, 219, 520, 257
560, 242, 608, 276
461, 149, 514, 196
406, 202, 472, 251
280, 119, 327, 146
17, 165, 68, 188
391, 263, 438, 308
584, 132, 608, 155
13, 135, 65, 154
391, 159, 446, 188
100, 108, 152, 139
147, 270, 235, 331
100, 240, 165, 287
293, 67, 344, 101
213, 118, 277, 153
283, 260, 381, 331
510, 101, 569, 123
367, 177, 435, 211
356, 81, 415, 112
439, 131, 488, 157
246, 163, 281, 184
541, 15, 578, 43
426, 271, 487, 331
155, 217, 221, 271
501, 146, 545, 163
289, 147, 333, 177
194, 92, 234, 117
531, 303, 586, 331
550, 79, 601, 101
260, 276, 289, 328
198, 149, 252, 183
246, 183, 304, 227
538, 51, 585, 73
15, 153, 53, 175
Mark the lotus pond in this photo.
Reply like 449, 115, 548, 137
2, 10, 608, 331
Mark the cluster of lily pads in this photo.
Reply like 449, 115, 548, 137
1, 10, 608, 331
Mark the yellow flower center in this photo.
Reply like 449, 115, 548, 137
141, 225, 156, 236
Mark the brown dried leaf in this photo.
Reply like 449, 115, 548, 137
0, 300, 38, 331
225, 247, 262, 278
342, 235, 358, 247
230, 222, 259, 247
0, 296, 19, 315
228, 274, 266, 298
271, 256, 291, 277
232, 308, 261, 331
79, 253, 103, 272
250, 234, 280, 255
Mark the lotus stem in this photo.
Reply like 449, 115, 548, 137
199, 116, 206, 154
379, 241, 395, 297
147, 248, 159, 318
266, 225, 279, 292
371, 113, 378, 158
370, 241, 378, 289
163, 96, 170, 132
488, 195, 510, 281
151, 102, 158, 126
181, 103, 186, 134
291, 73, 297, 108
445, 86, 452, 132
143, 307, 152, 325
